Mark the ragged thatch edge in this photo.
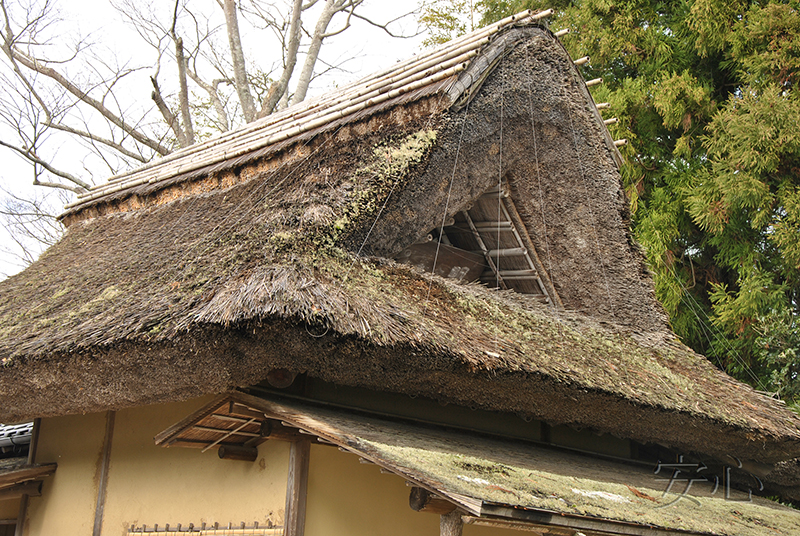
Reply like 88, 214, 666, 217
2, 247, 800, 464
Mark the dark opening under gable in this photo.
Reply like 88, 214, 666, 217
395, 183, 561, 306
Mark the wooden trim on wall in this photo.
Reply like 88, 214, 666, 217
283, 439, 310, 536
14, 417, 40, 536
92, 411, 116, 536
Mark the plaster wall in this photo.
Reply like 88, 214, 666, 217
25, 396, 519, 536
305, 444, 511, 536
0, 498, 19, 520
25, 410, 106, 535
25, 397, 289, 535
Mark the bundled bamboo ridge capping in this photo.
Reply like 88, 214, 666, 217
63, 9, 554, 215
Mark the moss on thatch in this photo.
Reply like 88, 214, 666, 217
1, 25, 800, 468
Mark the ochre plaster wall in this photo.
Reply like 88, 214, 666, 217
26, 410, 106, 535
305, 444, 512, 536
0, 498, 19, 520
25, 397, 289, 535
27, 398, 528, 536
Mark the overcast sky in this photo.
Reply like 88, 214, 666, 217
0, 0, 429, 279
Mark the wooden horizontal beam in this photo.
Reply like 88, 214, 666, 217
256, 420, 308, 443
166, 439, 242, 449
0, 463, 57, 488
218, 445, 259, 462
472, 221, 513, 232
229, 403, 268, 421
0, 481, 42, 501
483, 247, 526, 258
585, 78, 603, 87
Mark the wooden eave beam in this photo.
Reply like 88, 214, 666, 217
0, 463, 57, 489
0, 481, 42, 501
478, 504, 702, 536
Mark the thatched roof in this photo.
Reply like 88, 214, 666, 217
2, 16, 800, 472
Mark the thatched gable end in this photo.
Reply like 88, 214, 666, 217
2, 20, 800, 468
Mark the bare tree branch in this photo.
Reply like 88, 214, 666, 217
44, 119, 149, 163
351, 10, 422, 39
170, 0, 194, 146
1, 0, 171, 156
0, 138, 88, 192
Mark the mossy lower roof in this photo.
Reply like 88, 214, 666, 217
229, 393, 800, 536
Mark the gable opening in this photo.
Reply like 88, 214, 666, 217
396, 185, 558, 306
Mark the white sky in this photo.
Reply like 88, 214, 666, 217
0, 0, 429, 279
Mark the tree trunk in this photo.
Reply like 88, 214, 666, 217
174, 37, 195, 146
259, 0, 303, 117
290, 0, 340, 106
223, 0, 256, 122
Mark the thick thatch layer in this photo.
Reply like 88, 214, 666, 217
1, 25, 800, 469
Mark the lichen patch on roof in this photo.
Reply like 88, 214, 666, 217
228, 394, 800, 536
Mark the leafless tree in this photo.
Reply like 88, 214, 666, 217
0, 0, 418, 270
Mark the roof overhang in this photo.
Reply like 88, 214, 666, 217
156, 392, 800, 535
0, 458, 57, 501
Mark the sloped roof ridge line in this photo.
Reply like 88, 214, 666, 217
61, 63, 467, 213
63, 31, 553, 214
66, 9, 540, 206
219, 52, 479, 155
82, 46, 477, 200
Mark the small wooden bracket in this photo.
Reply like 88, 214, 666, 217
409, 486, 457, 515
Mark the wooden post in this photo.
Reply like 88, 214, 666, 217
92, 411, 115, 536
440, 511, 463, 536
15, 418, 40, 536
283, 439, 311, 536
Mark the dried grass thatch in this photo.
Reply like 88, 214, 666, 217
2, 24, 800, 469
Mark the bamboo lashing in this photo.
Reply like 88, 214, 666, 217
200, 418, 256, 453
194, 425, 260, 437
64, 9, 557, 213
66, 63, 467, 209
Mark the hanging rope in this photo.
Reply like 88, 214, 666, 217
562, 84, 615, 311
525, 44, 558, 311
423, 97, 474, 314
495, 52, 505, 292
